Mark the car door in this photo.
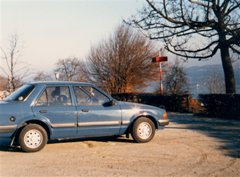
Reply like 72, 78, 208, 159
32, 86, 78, 139
73, 85, 122, 137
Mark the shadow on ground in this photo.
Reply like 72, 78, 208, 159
0, 136, 134, 153
168, 113, 240, 158
48, 136, 134, 145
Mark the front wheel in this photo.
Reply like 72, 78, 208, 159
18, 124, 48, 152
131, 117, 155, 143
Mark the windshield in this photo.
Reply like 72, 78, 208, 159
4, 84, 35, 102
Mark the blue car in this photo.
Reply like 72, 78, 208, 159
0, 82, 169, 152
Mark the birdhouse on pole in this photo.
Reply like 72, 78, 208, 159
152, 56, 168, 62
152, 55, 168, 95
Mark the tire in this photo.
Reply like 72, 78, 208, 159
18, 124, 48, 152
131, 117, 155, 143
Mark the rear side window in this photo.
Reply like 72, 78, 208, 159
36, 86, 72, 106
4, 84, 35, 101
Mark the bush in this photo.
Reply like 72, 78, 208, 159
198, 94, 240, 119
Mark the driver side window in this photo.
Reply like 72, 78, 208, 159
73, 86, 91, 105
74, 86, 109, 106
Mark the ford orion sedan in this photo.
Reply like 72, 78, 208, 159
0, 82, 169, 152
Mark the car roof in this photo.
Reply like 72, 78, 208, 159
29, 81, 95, 87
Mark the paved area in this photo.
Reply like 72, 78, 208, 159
0, 113, 239, 177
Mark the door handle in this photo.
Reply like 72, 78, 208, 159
81, 109, 89, 112
39, 110, 47, 113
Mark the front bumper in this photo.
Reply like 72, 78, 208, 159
158, 119, 169, 126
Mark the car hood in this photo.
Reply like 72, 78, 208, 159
118, 101, 162, 110
117, 101, 166, 119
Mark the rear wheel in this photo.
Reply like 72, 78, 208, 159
131, 117, 155, 143
18, 124, 48, 152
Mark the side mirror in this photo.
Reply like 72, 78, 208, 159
103, 100, 116, 107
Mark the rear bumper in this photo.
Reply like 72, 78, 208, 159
158, 119, 169, 126
0, 136, 12, 146
0, 127, 15, 146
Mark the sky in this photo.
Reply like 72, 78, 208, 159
0, 0, 222, 79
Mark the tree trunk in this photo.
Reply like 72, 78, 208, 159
220, 46, 236, 94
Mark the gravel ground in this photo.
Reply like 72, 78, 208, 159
0, 113, 239, 177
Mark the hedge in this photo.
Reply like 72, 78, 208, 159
112, 93, 191, 112
112, 93, 240, 120
198, 94, 240, 119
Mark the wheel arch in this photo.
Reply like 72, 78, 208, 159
25, 120, 51, 139
144, 115, 158, 129
129, 115, 157, 143
133, 115, 158, 129
13, 120, 51, 143
126, 115, 158, 135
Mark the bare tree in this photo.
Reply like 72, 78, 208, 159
33, 71, 53, 81
162, 60, 189, 95
0, 75, 8, 91
0, 34, 29, 92
85, 24, 159, 94
129, 0, 240, 94
206, 70, 225, 93
54, 57, 86, 81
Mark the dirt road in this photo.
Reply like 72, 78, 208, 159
0, 113, 239, 177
